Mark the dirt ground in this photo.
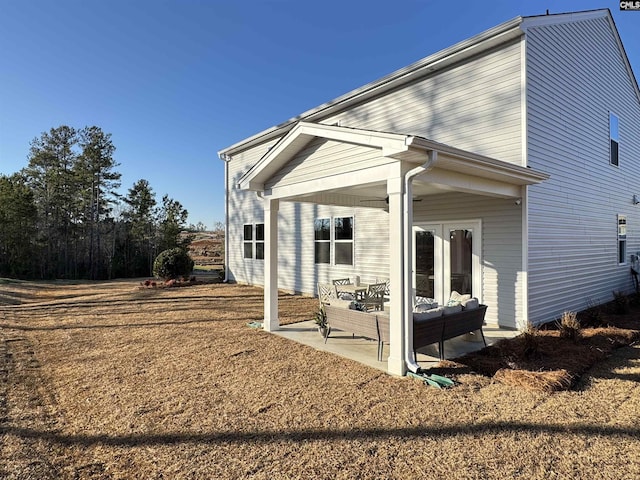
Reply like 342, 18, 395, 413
1, 280, 640, 479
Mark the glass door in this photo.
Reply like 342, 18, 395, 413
413, 225, 442, 301
414, 221, 481, 305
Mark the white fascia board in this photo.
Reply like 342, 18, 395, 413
520, 8, 608, 30
606, 14, 640, 105
238, 122, 409, 191
219, 17, 524, 157
407, 137, 549, 185
422, 169, 523, 199
520, 8, 640, 109
264, 164, 397, 200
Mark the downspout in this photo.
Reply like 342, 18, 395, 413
403, 149, 438, 374
220, 154, 230, 283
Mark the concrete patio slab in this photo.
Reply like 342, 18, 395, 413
274, 320, 519, 373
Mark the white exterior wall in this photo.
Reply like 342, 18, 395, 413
226, 140, 278, 285
322, 40, 524, 165
413, 192, 523, 328
227, 137, 391, 289
526, 16, 640, 324
225, 36, 525, 301
265, 137, 395, 189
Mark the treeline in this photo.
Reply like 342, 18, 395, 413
0, 125, 191, 280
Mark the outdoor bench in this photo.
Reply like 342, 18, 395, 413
323, 302, 487, 363
413, 305, 487, 360
324, 304, 390, 362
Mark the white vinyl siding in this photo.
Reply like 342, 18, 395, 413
413, 193, 523, 329
265, 138, 392, 190
526, 16, 640, 324
321, 40, 524, 165
226, 139, 280, 283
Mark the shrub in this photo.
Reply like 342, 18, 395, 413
520, 322, 541, 360
153, 248, 194, 280
557, 311, 581, 342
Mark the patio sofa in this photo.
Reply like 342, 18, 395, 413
322, 296, 487, 363
324, 304, 390, 362
413, 302, 487, 360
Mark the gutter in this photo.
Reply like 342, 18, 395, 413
403, 149, 438, 374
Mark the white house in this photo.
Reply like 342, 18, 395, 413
218, 9, 640, 376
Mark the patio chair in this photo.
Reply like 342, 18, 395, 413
332, 278, 352, 296
317, 283, 338, 306
362, 282, 387, 311
376, 277, 391, 302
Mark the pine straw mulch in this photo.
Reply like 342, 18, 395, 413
1, 280, 640, 479
434, 308, 640, 393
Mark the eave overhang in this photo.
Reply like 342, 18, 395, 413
237, 122, 549, 199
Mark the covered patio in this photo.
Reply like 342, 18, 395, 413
238, 121, 548, 376
274, 319, 519, 372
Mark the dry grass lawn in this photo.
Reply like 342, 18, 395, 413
1, 279, 640, 479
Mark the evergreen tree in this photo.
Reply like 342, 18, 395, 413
0, 174, 38, 278
76, 126, 121, 279
24, 126, 79, 278
123, 179, 157, 276
157, 194, 189, 252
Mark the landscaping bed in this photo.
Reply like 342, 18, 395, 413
433, 301, 640, 392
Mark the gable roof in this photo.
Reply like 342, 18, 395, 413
521, 9, 640, 105
219, 9, 639, 159
238, 122, 549, 196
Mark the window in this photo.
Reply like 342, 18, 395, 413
243, 223, 264, 260
314, 218, 330, 264
255, 223, 264, 260
334, 216, 354, 265
610, 113, 619, 166
618, 215, 627, 265
314, 216, 354, 266
243, 224, 253, 259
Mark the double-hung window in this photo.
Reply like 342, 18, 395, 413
243, 224, 253, 259
314, 218, 331, 264
334, 217, 354, 265
618, 215, 627, 265
243, 223, 264, 260
314, 216, 354, 266
610, 112, 619, 167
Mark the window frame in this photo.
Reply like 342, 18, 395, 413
314, 218, 331, 265
618, 214, 627, 266
255, 223, 264, 260
610, 112, 619, 167
243, 223, 253, 259
313, 216, 355, 266
333, 216, 354, 266
243, 223, 265, 260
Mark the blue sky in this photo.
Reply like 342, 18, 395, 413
1, 1, 638, 228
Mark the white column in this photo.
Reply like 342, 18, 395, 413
387, 176, 406, 376
264, 197, 279, 331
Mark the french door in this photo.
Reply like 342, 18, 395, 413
413, 221, 481, 304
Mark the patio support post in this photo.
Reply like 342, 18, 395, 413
264, 197, 279, 331
387, 175, 406, 376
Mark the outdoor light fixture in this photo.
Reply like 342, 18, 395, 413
633, 194, 640, 205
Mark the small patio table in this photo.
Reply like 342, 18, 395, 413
337, 283, 369, 300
